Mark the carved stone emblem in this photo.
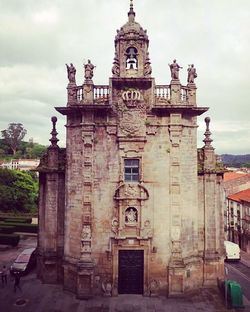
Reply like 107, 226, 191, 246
124, 184, 138, 198
120, 111, 142, 135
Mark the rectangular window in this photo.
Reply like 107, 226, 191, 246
124, 159, 139, 182
230, 207, 234, 218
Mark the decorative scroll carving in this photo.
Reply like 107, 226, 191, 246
124, 184, 138, 198
111, 218, 119, 235
81, 225, 92, 254
81, 225, 91, 240
114, 183, 149, 201
112, 52, 120, 77
82, 132, 93, 146
146, 125, 158, 135
142, 220, 153, 238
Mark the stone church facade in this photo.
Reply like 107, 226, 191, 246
37, 2, 225, 298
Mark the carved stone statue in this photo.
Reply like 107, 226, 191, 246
66, 63, 76, 83
187, 64, 197, 83
84, 59, 95, 80
168, 59, 182, 80
125, 207, 137, 223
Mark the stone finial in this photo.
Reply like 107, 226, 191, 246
128, 0, 135, 22
49, 116, 59, 147
203, 117, 213, 148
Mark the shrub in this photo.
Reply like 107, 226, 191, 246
0, 222, 37, 233
0, 225, 16, 234
0, 233, 20, 246
4, 218, 32, 224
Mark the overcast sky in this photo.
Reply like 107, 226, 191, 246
0, 0, 249, 154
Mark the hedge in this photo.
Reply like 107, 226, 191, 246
0, 222, 37, 233
0, 233, 20, 246
0, 225, 16, 234
2, 218, 32, 224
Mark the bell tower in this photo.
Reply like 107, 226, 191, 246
112, 0, 152, 78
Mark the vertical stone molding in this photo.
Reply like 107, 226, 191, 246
67, 83, 77, 106
83, 83, 94, 104
170, 80, 181, 105
187, 83, 197, 106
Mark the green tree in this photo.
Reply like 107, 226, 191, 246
0, 168, 38, 213
1, 123, 27, 155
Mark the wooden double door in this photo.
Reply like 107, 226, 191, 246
118, 250, 144, 294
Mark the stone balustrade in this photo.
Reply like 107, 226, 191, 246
155, 85, 170, 100
68, 85, 110, 104
94, 85, 109, 100
68, 84, 194, 106
155, 84, 195, 105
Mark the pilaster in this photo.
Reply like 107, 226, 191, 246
77, 114, 95, 298
168, 113, 185, 296
170, 80, 181, 105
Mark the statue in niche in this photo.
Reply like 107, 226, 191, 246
66, 63, 76, 83
81, 225, 91, 240
84, 59, 95, 80
168, 59, 182, 80
125, 207, 137, 223
187, 64, 197, 83
112, 53, 120, 77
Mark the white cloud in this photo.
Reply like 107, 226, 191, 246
0, 0, 249, 154
31, 7, 60, 25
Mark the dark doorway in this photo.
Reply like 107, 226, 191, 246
118, 250, 144, 294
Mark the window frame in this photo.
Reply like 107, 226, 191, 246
124, 158, 140, 182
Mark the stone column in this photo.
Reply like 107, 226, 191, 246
37, 117, 65, 284
168, 113, 185, 296
201, 117, 224, 285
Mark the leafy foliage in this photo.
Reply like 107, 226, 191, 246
0, 139, 47, 159
1, 123, 27, 155
0, 169, 38, 213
